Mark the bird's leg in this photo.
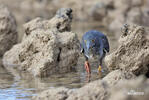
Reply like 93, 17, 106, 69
98, 65, 102, 72
84, 61, 91, 74
98, 57, 104, 73
98, 65, 104, 77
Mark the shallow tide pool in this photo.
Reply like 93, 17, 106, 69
0, 22, 118, 100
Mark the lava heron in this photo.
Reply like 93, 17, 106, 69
80, 30, 110, 75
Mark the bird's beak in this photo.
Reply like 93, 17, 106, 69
86, 42, 93, 58
85, 54, 90, 58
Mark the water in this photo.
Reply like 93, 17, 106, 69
0, 61, 102, 100
0, 22, 119, 100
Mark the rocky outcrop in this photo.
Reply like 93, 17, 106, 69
33, 24, 149, 99
105, 24, 149, 76
33, 73, 148, 100
3, 8, 80, 77
108, 76, 149, 100
32, 70, 135, 100
33, 80, 108, 100
33, 71, 149, 100
102, 70, 135, 86
0, 4, 17, 57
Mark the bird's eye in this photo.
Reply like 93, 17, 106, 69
91, 39, 95, 43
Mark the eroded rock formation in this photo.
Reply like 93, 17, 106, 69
3, 8, 80, 77
105, 24, 149, 76
108, 76, 149, 100
32, 70, 135, 100
0, 4, 17, 57
32, 24, 149, 100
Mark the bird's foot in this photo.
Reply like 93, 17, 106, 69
98, 65, 104, 73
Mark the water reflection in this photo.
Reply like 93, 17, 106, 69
0, 22, 119, 99
0, 60, 101, 100
0, 57, 105, 99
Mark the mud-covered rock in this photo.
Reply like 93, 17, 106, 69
103, 70, 136, 86
108, 76, 149, 100
23, 8, 72, 37
33, 73, 148, 100
0, 4, 17, 57
32, 70, 135, 100
32, 87, 69, 100
67, 80, 108, 100
33, 79, 108, 100
126, 7, 142, 25
89, 2, 107, 21
3, 8, 80, 77
141, 6, 149, 26
105, 24, 149, 76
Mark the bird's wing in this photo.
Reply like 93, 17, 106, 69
80, 40, 84, 53
102, 36, 110, 53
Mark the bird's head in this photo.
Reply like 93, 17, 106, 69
84, 39, 100, 59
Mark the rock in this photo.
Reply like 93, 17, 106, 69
0, 4, 17, 57
103, 70, 136, 86
52, 0, 109, 22
105, 24, 149, 76
66, 80, 108, 100
107, 0, 148, 32
141, 6, 149, 26
32, 70, 135, 100
126, 7, 142, 25
3, 8, 80, 77
108, 14, 125, 32
108, 76, 149, 100
32, 87, 69, 100
89, 2, 107, 21
23, 8, 72, 37
113, 0, 130, 10
50, 8, 72, 32
33, 79, 108, 100
33, 73, 148, 100
131, 0, 143, 7
106, 0, 129, 32
67, 70, 135, 100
